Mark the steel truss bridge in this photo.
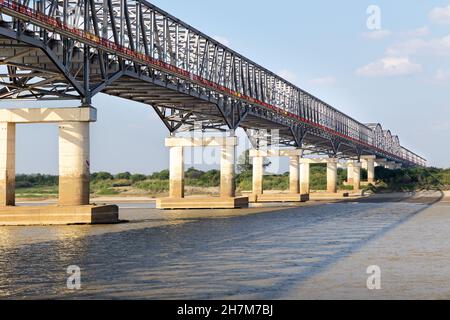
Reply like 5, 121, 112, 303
0, 0, 426, 167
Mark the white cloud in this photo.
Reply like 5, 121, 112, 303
387, 35, 450, 56
213, 35, 231, 47
355, 56, 422, 77
401, 26, 430, 38
362, 29, 391, 40
387, 38, 427, 56
362, 27, 429, 40
434, 68, 450, 83
429, 5, 450, 25
308, 76, 336, 86
277, 69, 298, 83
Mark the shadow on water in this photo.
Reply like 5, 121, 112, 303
0, 191, 444, 299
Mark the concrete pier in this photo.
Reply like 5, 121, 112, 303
0, 122, 15, 206
327, 159, 338, 193
300, 161, 310, 195
352, 162, 362, 191
346, 161, 354, 185
375, 158, 386, 167
169, 146, 184, 199
252, 156, 264, 195
289, 155, 300, 194
247, 149, 308, 203
362, 156, 376, 184
157, 135, 248, 209
220, 139, 236, 198
377, 159, 398, 170
58, 122, 90, 206
299, 158, 349, 199
0, 107, 118, 225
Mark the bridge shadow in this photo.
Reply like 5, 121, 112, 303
265, 190, 445, 299
0, 191, 443, 299
313, 190, 444, 205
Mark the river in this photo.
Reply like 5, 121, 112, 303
0, 191, 448, 299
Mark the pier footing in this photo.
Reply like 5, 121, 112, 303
245, 193, 310, 203
309, 191, 365, 200
0, 205, 119, 225
156, 197, 249, 209
309, 192, 350, 200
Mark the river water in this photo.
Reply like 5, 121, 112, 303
0, 193, 446, 299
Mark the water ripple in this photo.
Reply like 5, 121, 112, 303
0, 202, 427, 299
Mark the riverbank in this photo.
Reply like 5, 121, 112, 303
15, 189, 449, 205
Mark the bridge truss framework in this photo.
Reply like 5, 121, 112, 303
0, 0, 426, 167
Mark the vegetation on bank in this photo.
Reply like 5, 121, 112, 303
368, 167, 449, 192
14, 166, 450, 199
16, 174, 59, 198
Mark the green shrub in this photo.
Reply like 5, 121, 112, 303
372, 167, 446, 192
236, 171, 252, 191
115, 172, 132, 180
131, 174, 147, 183
91, 180, 114, 189
16, 174, 57, 187
149, 170, 169, 180
185, 167, 204, 180
135, 180, 169, 193
15, 181, 33, 188
263, 175, 289, 191
112, 179, 132, 187
91, 172, 114, 181
339, 185, 354, 191
96, 187, 119, 195
310, 165, 327, 190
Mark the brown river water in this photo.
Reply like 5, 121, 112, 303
0, 191, 449, 299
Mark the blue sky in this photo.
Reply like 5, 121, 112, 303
4, 0, 450, 173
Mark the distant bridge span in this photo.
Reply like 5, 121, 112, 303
0, 0, 426, 167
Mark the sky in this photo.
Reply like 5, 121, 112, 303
3, 0, 450, 174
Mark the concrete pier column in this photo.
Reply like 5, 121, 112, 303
248, 149, 305, 203
361, 161, 368, 170
327, 159, 338, 193
385, 161, 396, 170
375, 158, 386, 169
353, 162, 362, 191
347, 162, 354, 184
300, 162, 310, 194
169, 146, 184, 199
289, 155, 300, 194
58, 122, 90, 206
0, 123, 15, 206
158, 136, 246, 209
0, 107, 118, 226
366, 158, 375, 184
252, 156, 264, 195
220, 139, 236, 198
